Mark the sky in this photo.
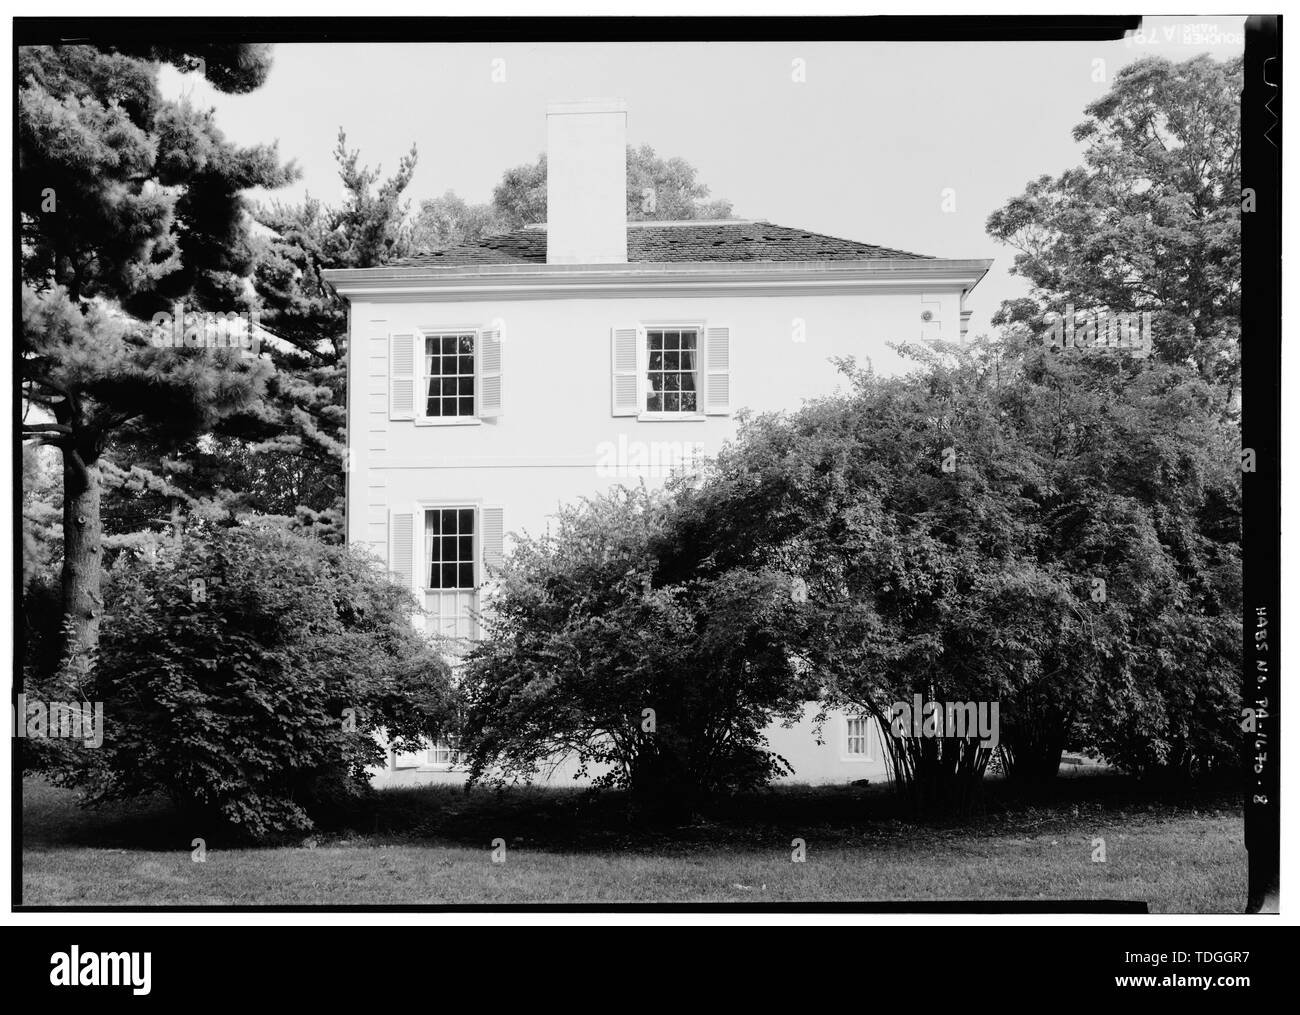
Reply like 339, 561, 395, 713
160, 17, 1246, 337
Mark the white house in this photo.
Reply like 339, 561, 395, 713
323, 99, 991, 787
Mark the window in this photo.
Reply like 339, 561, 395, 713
846, 717, 871, 758
423, 333, 475, 418
425, 507, 476, 590
645, 328, 699, 414
428, 740, 461, 766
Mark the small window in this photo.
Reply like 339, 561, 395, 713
645, 328, 699, 414
428, 740, 461, 766
846, 717, 870, 757
425, 507, 476, 590
423, 332, 476, 418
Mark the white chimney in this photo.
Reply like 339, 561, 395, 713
546, 99, 627, 264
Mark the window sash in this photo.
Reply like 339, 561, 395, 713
644, 328, 701, 414
422, 332, 476, 419
424, 507, 477, 591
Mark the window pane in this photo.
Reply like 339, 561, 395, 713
458, 535, 473, 561
665, 392, 680, 412
441, 335, 456, 355
427, 396, 442, 417
458, 509, 474, 534
437, 563, 454, 589
681, 332, 697, 349
442, 509, 458, 534
648, 332, 663, 351
426, 512, 440, 536
437, 535, 454, 561
680, 371, 696, 392
680, 350, 695, 371
458, 335, 474, 355
648, 351, 662, 371
664, 351, 679, 370
646, 393, 663, 412
459, 397, 474, 416
459, 376, 475, 396
681, 391, 697, 413
458, 564, 474, 589
458, 355, 473, 375
426, 377, 442, 398
663, 373, 680, 391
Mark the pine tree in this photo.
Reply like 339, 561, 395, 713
20, 43, 295, 685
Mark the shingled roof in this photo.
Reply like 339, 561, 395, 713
396, 221, 935, 267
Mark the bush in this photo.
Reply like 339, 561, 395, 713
461, 486, 814, 820
38, 523, 457, 839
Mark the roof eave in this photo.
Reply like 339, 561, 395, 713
323, 258, 994, 299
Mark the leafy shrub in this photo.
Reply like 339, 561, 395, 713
461, 486, 814, 819
40, 523, 456, 839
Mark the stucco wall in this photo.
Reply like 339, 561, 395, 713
348, 283, 964, 787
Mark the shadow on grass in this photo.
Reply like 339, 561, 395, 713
23, 769, 1242, 855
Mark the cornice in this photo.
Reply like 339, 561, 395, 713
323, 259, 994, 303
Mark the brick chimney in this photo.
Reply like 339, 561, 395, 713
545, 99, 627, 264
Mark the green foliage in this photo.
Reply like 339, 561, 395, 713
460, 486, 812, 816
19, 42, 295, 674
179, 131, 422, 543
37, 525, 456, 839
987, 55, 1242, 384
676, 341, 1239, 806
413, 144, 735, 251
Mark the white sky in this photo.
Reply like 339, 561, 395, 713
161, 16, 1246, 337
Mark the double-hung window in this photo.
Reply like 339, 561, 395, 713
846, 717, 871, 759
645, 328, 700, 415
610, 323, 730, 418
423, 333, 476, 419
423, 506, 478, 641
387, 325, 502, 423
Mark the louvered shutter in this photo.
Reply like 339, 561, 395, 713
703, 325, 731, 415
611, 326, 640, 416
478, 327, 502, 418
389, 507, 418, 595
389, 332, 417, 420
481, 506, 504, 582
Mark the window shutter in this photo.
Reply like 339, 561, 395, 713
704, 325, 731, 415
389, 508, 416, 594
389, 333, 417, 420
478, 327, 502, 419
611, 326, 640, 416
481, 506, 504, 581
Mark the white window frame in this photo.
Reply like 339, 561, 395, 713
637, 320, 707, 422
414, 327, 484, 427
843, 715, 873, 762
425, 739, 464, 769
420, 503, 481, 593
418, 501, 481, 643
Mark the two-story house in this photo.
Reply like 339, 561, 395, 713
323, 99, 991, 785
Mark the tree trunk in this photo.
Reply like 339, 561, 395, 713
60, 448, 102, 693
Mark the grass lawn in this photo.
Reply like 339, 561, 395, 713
21, 775, 1246, 910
